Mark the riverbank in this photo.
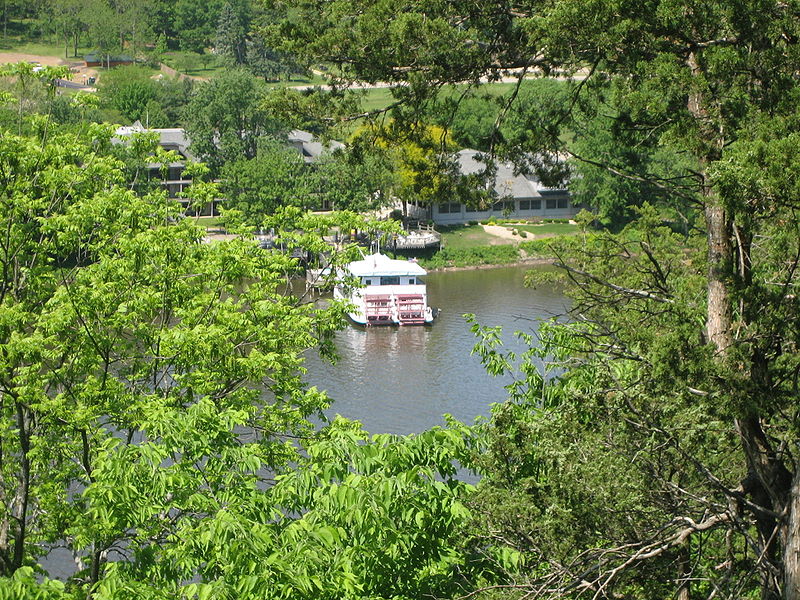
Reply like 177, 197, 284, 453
424, 254, 555, 272
417, 230, 562, 270
200, 218, 571, 271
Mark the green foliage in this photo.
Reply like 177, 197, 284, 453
313, 148, 396, 213
246, 37, 306, 81
349, 120, 459, 214
215, 2, 247, 65
97, 66, 158, 122
0, 62, 69, 132
0, 568, 68, 600
420, 245, 520, 269
96, 66, 194, 126
174, 0, 225, 53
221, 138, 314, 226
184, 68, 283, 171
0, 124, 407, 596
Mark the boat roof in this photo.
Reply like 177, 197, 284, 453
346, 253, 427, 277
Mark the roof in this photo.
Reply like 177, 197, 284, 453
287, 129, 345, 163
84, 53, 133, 63
456, 149, 568, 199
113, 122, 195, 161
113, 126, 340, 165
346, 253, 427, 277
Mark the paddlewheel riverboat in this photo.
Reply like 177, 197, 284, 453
334, 253, 436, 326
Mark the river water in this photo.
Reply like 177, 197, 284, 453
305, 264, 569, 434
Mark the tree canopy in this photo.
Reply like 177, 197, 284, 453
3, 0, 800, 598
0, 121, 513, 598
271, 1, 800, 598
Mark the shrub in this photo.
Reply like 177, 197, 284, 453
420, 245, 520, 269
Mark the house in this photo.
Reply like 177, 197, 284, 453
287, 129, 345, 163
429, 149, 576, 225
84, 53, 134, 68
113, 124, 342, 215
113, 122, 220, 215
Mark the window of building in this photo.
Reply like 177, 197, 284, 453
438, 202, 462, 214
492, 201, 515, 212
546, 198, 557, 210
557, 197, 569, 209
521, 199, 542, 210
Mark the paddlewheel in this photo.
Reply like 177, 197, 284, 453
364, 294, 394, 325
396, 294, 426, 324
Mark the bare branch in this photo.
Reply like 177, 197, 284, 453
555, 262, 674, 304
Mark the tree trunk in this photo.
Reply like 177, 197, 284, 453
704, 198, 733, 354
785, 469, 800, 600
677, 546, 692, 600
12, 402, 30, 571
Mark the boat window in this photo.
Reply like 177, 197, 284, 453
363, 278, 373, 285
380, 276, 400, 285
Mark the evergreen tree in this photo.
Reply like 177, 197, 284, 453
215, 1, 246, 65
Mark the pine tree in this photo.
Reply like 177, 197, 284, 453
214, 2, 245, 65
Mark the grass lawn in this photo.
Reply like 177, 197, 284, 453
357, 88, 396, 113
162, 51, 227, 77
355, 80, 548, 115
508, 223, 579, 236
0, 38, 91, 61
191, 216, 225, 229
162, 51, 332, 85
268, 72, 330, 88
0, 20, 89, 59
440, 224, 501, 248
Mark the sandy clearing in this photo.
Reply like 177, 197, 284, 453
0, 52, 98, 82
481, 224, 520, 242
0, 52, 71, 66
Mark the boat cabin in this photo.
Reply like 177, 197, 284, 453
360, 275, 424, 286
336, 253, 434, 326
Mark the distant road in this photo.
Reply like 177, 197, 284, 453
55, 78, 92, 90
286, 69, 589, 92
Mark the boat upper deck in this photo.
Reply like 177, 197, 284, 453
346, 253, 427, 278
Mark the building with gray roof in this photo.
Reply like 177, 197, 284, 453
430, 149, 575, 225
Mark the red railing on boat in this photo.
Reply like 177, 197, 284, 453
396, 294, 425, 324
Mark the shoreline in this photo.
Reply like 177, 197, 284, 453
424, 255, 556, 273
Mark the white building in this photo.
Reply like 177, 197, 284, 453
430, 149, 575, 225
